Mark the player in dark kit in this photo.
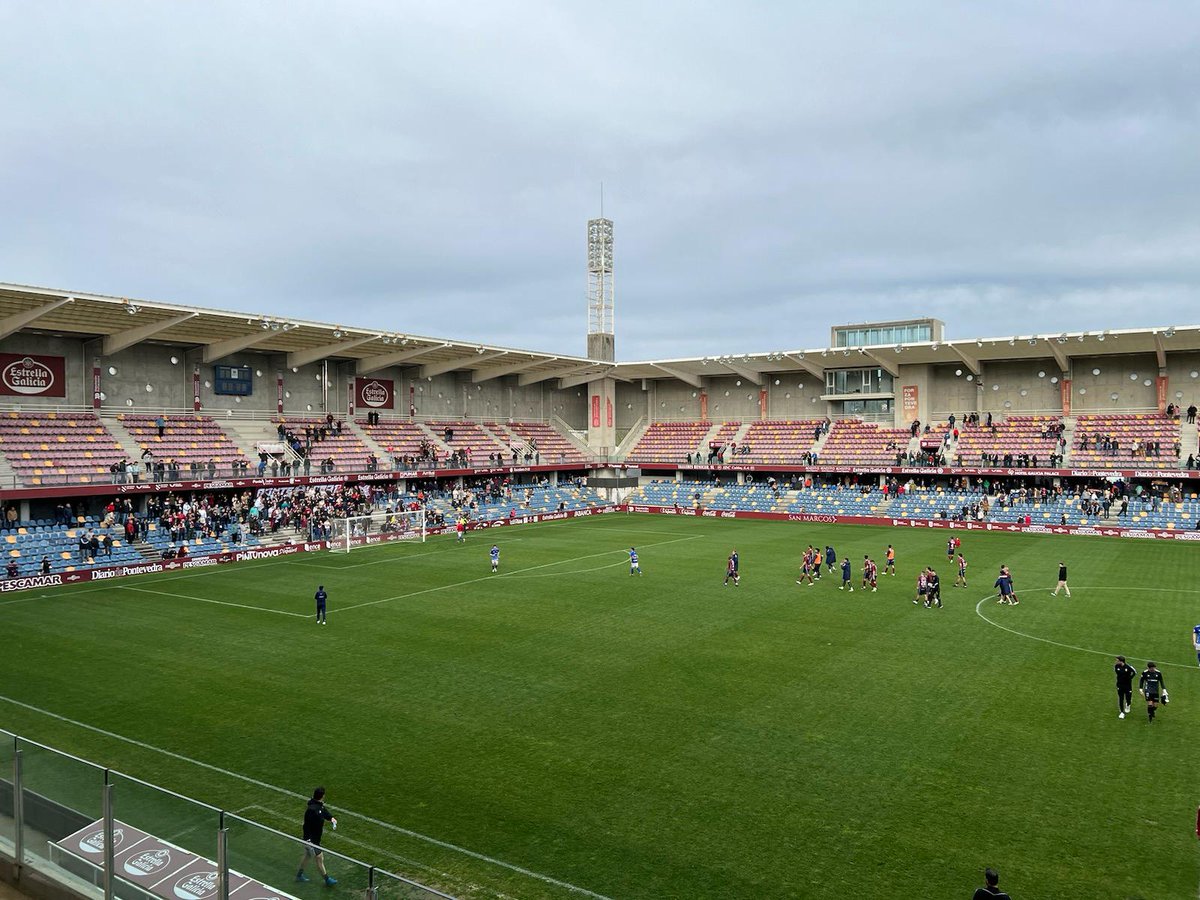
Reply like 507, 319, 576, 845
840, 557, 853, 591
314, 585, 328, 625
925, 568, 942, 609
724, 550, 740, 586
296, 786, 338, 885
1139, 662, 1166, 722
1114, 656, 1136, 719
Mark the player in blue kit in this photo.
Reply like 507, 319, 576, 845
629, 547, 641, 575
489, 544, 500, 573
1192, 625, 1200, 666
314, 585, 327, 625
840, 557, 853, 591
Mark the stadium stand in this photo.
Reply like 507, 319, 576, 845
428, 420, 508, 463
356, 418, 439, 465
954, 415, 1063, 466
275, 417, 375, 472
1071, 414, 1182, 469
738, 419, 825, 465
502, 421, 588, 465
115, 414, 250, 476
0, 412, 128, 485
625, 421, 712, 464
819, 421, 913, 467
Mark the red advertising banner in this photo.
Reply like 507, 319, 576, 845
699, 391, 708, 420
0, 353, 66, 397
606, 397, 613, 428
276, 372, 284, 414
92, 358, 101, 409
1060, 378, 1071, 417
591, 394, 601, 427
901, 385, 918, 420
192, 367, 201, 411
759, 389, 768, 419
355, 377, 394, 409
1156, 375, 1168, 413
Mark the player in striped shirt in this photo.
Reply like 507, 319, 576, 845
954, 553, 968, 588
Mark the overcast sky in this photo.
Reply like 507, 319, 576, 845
1, 2, 1198, 361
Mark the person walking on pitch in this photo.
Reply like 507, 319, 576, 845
840, 557, 853, 591
1052, 561, 1071, 597
296, 787, 338, 885
1139, 661, 1166, 723
1113, 656, 1136, 718
314, 585, 328, 625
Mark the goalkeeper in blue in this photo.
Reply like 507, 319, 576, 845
489, 544, 500, 573
629, 547, 642, 575
1193, 624, 1200, 666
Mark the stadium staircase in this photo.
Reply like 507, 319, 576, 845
221, 418, 288, 463
811, 426, 831, 458
0, 451, 18, 488
345, 420, 390, 462
613, 417, 647, 462
100, 413, 144, 464
1060, 417, 1076, 466
1182, 420, 1199, 465
129, 538, 163, 561
549, 414, 596, 459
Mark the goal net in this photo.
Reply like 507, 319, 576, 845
328, 508, 426, 552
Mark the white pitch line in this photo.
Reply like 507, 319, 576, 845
973, 596, 1199, 670
338, 535, 702, 613
237, 804, 517, 900
119, 585, 310, 617
0, 693, 615, 900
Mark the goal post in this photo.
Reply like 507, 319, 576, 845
328, 508, 426, 552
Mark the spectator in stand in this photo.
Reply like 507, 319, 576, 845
156, 414, 166, 437
40, 556, 51, 575
5, 560, 18, 578
1185, 404, 1196, 424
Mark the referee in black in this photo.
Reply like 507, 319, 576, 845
296, 787, 338, 884
1113, 656, 1136, 719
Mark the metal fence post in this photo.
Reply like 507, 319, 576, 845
366, 866, 377, 900
217, 821, 229, 900
12, 746, 23, 878
102, 780, 114, 900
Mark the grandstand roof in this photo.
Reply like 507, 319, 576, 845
2, 281, 1197, 389
0, 282, 612, 387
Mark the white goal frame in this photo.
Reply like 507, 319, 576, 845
328, 508, 426, 552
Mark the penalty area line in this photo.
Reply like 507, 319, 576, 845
338, 535, 702, 612
118, 585, 310, 617
973, 596, 1198, 670
0, 694, 615, 900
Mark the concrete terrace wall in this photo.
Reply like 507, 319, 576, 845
0, 334, 593, 425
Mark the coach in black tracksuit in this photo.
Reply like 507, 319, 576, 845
1113, 656, 1136, 718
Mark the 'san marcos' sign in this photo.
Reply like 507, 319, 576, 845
0, 353, 66, 397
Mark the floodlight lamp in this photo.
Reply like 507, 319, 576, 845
930, 342, 939, 351
1164, 326, 1176, 338
333, 329, 343, 338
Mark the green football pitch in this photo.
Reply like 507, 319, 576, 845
2, 514, 1198, 899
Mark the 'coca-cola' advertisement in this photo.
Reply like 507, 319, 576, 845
355, 377, 394, 409
0, 354, 66, 397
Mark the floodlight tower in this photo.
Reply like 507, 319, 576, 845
586, 217, 614, 362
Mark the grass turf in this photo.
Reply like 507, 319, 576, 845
1, 513, 1198, 899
